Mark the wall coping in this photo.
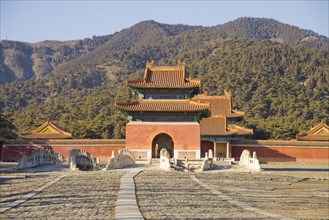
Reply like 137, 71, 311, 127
4, 138, 328, 147
3, 139, 126, 145
127, 122, 199, 125
231, 140, 329, 147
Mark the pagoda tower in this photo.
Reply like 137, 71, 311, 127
116, 61, 252, 160
116, 61, 210, 159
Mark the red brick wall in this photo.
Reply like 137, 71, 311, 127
231, 140, 329, 162
2, 145, 39, 162
126, 122, 200, 151
177, 151, 197, 159
130, 151, 148, 160
4, 138, 327, 163
3, 140, 125, 163
51, 146, 124, 163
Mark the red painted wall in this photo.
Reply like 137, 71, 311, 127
3, 138, 328, 163
3, 140, 125, 163
52, 146, 123, 163
126, 122, 200, 151
231, 140, 329, 162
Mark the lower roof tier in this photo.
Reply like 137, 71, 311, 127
200, 116, 253, 136
192, 94, 245, 118
115, 99, 210, 112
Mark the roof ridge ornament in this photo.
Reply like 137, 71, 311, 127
224, 89, 232, 96
146, 60, 155, 69
178, 60, 186, 80
177, 60, 185, 68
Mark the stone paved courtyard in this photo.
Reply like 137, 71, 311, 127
0, 172, 61, 208
195, 172, 329, 219
1, 168, 127, 219
135, 170, 265, 219
0, 162, 328, 219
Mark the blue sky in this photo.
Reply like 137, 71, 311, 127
1, 0, 328, 43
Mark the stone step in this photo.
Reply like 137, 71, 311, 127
185, 159, 204, 165
173, 159, 204, 172
150, 158, 160, 165
213, 160, 232, 166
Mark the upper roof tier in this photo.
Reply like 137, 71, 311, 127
116, 99, 210, 112
19, 121, 73, 139
126, 60, 201, 89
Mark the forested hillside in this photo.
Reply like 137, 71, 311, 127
1, 17, 328, 140
211, 17, 328, 50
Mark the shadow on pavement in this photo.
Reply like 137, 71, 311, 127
263, 167, 329, 172
0, 163, 70, 174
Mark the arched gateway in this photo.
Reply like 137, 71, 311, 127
117, 61, 209, 160
152, 133, 174, 158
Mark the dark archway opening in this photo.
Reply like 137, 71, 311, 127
200, 141, 214, 158
152, 133, 174, 158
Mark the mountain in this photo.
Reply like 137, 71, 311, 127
0, 35, 112, 83
211, 17, 328, 49
1, 17, 327, 84
0, 17, 328, 140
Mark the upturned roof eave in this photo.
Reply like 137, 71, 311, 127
126, 84, 201, 89
115, 99, 210, 112
115, 108, 209, 112
296, 134, 329, 141
19, 134, 73, 139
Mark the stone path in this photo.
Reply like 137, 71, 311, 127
115, 168, 144, 220
190, 174, 294, 220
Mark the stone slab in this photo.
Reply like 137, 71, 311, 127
115, 168, 144, 220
